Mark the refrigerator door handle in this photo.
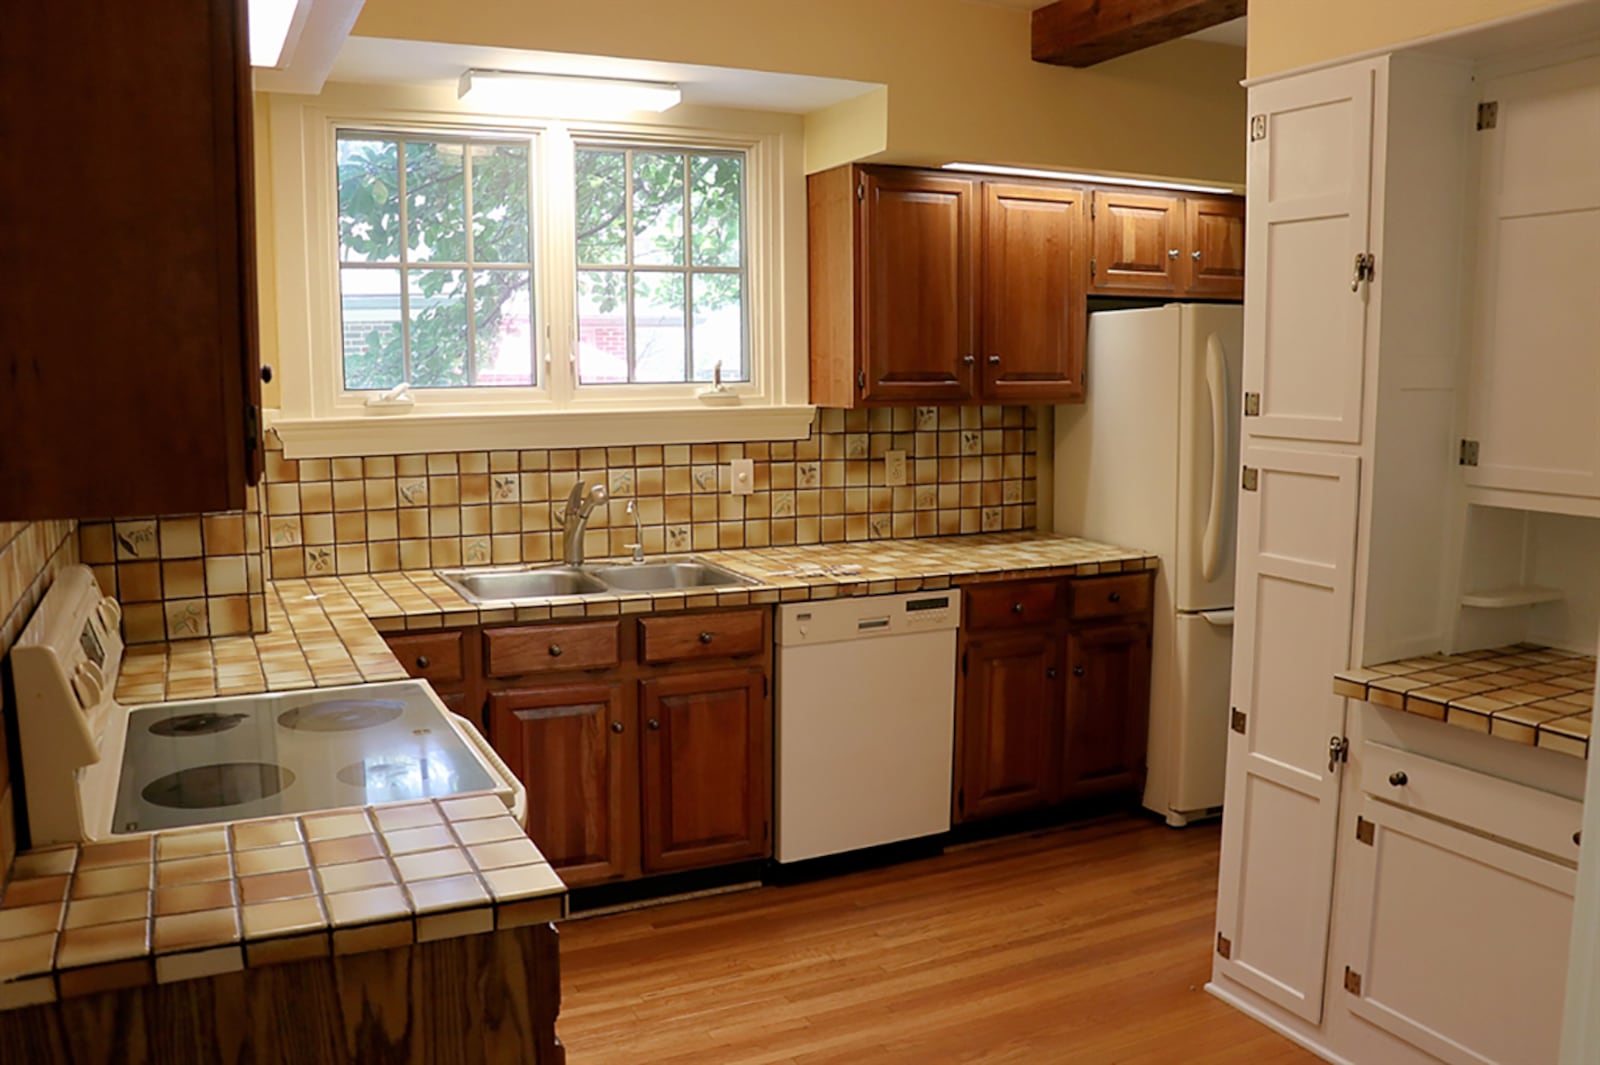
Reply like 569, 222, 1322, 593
1200, 608, 1235, 628
1201, 333, 1230, 582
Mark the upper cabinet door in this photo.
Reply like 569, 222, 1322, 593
1089, 191, 1181, 294
859, 170, 978, 404
1465, 59, 1600, 500
1241, 61, 1377, 445
981, 183, 1086, 403
1184, 197, 1246, 300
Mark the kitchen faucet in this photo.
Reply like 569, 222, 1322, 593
560, 479, 609, 566
625, 499, 645, 564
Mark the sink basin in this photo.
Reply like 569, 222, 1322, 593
437, 566, 608, 602
587, 558, 758, 592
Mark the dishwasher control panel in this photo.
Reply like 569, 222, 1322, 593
777, 590, 960, 644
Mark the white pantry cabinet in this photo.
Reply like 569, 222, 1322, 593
1464, 57, 1600, 505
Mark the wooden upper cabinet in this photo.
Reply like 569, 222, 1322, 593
1091, 191, 1183, 294
1184, 197, 1246, 300
982, 184, 1087, 403
0, 0, 261, 519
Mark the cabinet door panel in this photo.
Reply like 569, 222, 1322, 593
1090, 191, 1180, 294
1466, 60, 1600, 499
981, 183, 1085, 402
1242, 62, 1375, 444
489, 683, 631, 885
1343, 803, 1574, 1065
860, 170, 977, 403
957, 632, 1058, 821
1214, 446, 1361, 1023
1184, 197, 1245, 299
639, 668, 769, 873
1061, 623, 1150, 799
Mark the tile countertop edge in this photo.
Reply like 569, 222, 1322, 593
1333, 644, 1595, 759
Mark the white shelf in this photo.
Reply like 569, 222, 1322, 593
1459, 586, 1566, 609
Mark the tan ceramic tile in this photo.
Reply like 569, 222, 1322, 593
242, 896, 327, 941
450, 816, 526, 847
55, 919, 150, 969
239, 869, 317, 905
244, 931, 329, 968
77, 837, 155, 871
467, 838, 545, 872
0, 973, 56, 1011
155, 944, 243, 986
0, 903, 63, 941
310, 834, 386, 867
153, 908, 240, 954
8, 847, 77, 880
439, 795, 509, 822
406, 873, 491, 915
155, 854, 232, 887
234, 844, 311, 878
325, 884, 411, 929
1, 874, 69, 910
332, 919, 414, 957
393, 848, 473, 883
155, 879, 236, 917
496, 896, 564, 930
63, 891, 150, 930
373, 803, 445, 832
315, 858, 396, 895
0, 931, 57, 982
383, 824, 456, 855
480, 863, 566, 903
416, 907, 493, 944
232, 818, 304, 850
302, 811, 374, 841
73, 864, 154, 899
156, 827, 231, 861
56, 958, 151, 999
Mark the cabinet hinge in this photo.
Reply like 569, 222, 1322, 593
1089, 256, 1097, 281
1459, 439, 1480, 467
856, 369, 866, 392
1352, 251, 1376, 291
1476, 101, 1498, 131
763, 674, 769, 698
960, 650, 968, 675
1344, 967, 1363, 996
1328, 735, 1350, 772
243, 403, 260, 467
856, 181, 865, 201
1356, 816, 1375, 845
1240, 467, 1258, 492
956, 787, 965, 814
1250, 114, 1267, 142
1090, 197, 1096, 222
1216, 933, 1232, 959
1243, 392, 1260, 417
1230, 708, 1247, 734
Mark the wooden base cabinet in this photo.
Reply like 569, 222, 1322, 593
958, 632, 1062, 820
1061, 622, 1152, 799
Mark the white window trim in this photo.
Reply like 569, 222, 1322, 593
266, 84, 812, 458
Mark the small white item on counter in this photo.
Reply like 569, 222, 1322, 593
365, 382, 415, 414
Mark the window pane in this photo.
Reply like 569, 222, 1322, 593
407, 269, 469, 387
471, 143, 530, 263
690, 155, 742, 268
405, 140, 467, 262
474, 269, 534, 386
575, 149, 626, 265
336, 137, 400, 263
631, 151, 685, 266
340, 267, 404, 389
577, 270, 629, 384
633, 273, 687, 383
692, 273, 745, 382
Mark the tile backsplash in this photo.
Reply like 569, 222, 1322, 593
79, 405, 1038, 643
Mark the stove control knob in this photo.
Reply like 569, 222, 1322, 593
81, 660, 105, 689
97, 597, 123, 632
72, 663, 104, 710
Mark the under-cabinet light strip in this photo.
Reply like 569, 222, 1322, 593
940, 162, 1237, 196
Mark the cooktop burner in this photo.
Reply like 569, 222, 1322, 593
149, 712, 248, 737
141, 762, 295, 810
277, 700, 405, 732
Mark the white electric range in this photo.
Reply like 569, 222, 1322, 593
10, 565, 522, 846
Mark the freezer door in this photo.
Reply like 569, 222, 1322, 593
1169, 609, 1234, 816
1175, 304, 1244, 613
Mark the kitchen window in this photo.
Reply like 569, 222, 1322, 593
267, 88, 810, 456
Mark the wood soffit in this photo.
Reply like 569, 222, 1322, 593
1031, 0, 1248, 68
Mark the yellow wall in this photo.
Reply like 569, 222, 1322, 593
1248, 0, 1569, 78
352, 0, 1247, 185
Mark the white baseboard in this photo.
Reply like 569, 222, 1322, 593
1205, 981, 1355, 1065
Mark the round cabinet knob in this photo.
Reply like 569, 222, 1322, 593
548, 644, 563, 658
1168, 248, 1180, 259
1389, 771, 1409, 787
610, 721, 624, 734
962, 354, 976, 364
1012, 603, 1024, 614
647, 718, 661, 731
699, 631, 714, 644
1046, 668, 1058, 679
988, 355, 1001, 365
1192, 250, 1203, 261
1072, 665, 1086, 677
261, 364, 274, 383
415, 655, 430, 670
1108, 591, 1121, 603
1575, 830, 1583, 846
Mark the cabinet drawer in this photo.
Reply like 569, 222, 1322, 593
1362, 741, 1583, 861
484, 622, 620, 678
964, 580, 1062, 632
639, 610, 766, 665
1069, 574, 1151, 620
386, 632, 464, 683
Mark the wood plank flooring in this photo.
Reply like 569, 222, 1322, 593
558, 816, 1321, 1064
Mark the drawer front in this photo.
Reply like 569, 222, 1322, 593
1069, 574, 1151, 621
1362, 741, 1583, 861
964, 580, 1062, 632
485, 622, 620, 678
639, 609, 766, 665
386, 631, 464, 683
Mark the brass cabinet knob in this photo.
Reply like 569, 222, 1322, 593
647, 718, 661, 731
610, 721, 624, 734
699, 631, 714, 644
548, 644, 563, 657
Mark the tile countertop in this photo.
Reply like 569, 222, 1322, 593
1334, 645, 1596, 758
0, 532, 1151, 1012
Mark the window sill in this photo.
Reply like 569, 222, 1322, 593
267, 404, 818, 459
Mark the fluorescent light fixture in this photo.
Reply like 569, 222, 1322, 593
941, 162, 1236, 196
458, 69, 682, 116
249, 0, 300, 68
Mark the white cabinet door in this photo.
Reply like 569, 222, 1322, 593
1242, 61, 1377, 445
1466, 58, 1600, 500
1214, 446, 1361, 1023
1343, 802, 1574, 1065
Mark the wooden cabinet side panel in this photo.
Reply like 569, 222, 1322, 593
807, 165, 860, 408
981, 182, 1086, 403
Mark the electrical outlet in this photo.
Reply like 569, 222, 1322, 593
729, 458, 754, 496
885, 449, 907, 487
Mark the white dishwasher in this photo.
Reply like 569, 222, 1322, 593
775, 590, 960, 863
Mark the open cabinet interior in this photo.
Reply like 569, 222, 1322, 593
1453, 505, 1600, 654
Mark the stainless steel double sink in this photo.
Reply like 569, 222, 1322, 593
436, 557, 760, 605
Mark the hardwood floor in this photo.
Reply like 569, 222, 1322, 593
558, 816, 1321, 1064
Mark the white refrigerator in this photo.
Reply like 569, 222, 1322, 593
1054, 304, 1243, 827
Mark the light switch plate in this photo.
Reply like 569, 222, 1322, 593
729, 458, 754, 496
885, 450, 907, 487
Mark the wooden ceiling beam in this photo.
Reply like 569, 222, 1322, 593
1032, 0, 1246, 67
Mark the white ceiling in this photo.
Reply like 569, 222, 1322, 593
330, 37, 882, 113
